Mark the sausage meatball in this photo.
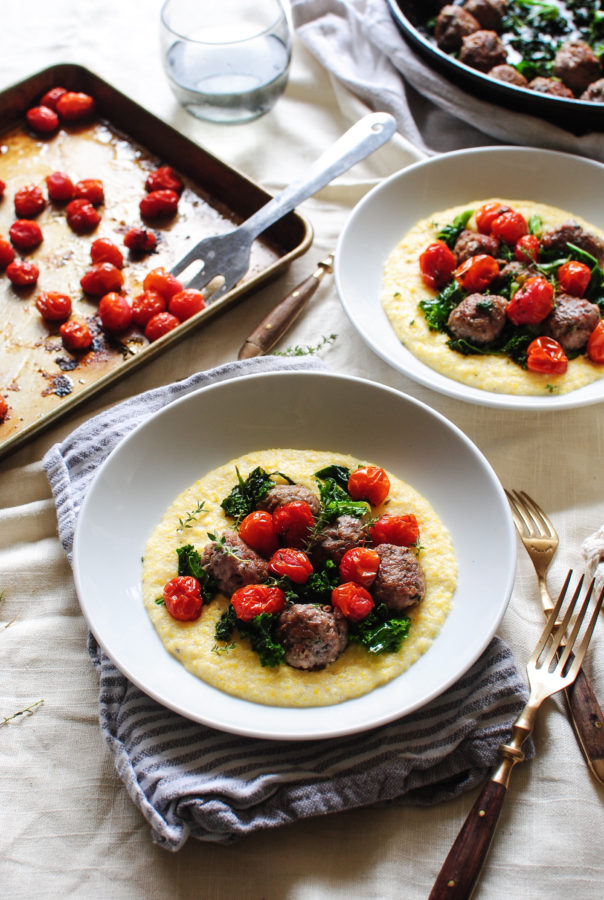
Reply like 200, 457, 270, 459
447, 292, 508, 344
553, 41, 602, 96
492, 260, 534, 291
580, 78, 604, 103
200, 530, 269, 596
454, 228, 500, 262
544, 294, 601, 352
259, 483, 320, 515
311, 515, 368, 567
462, 0, 507, 32
372, 544, 426, 614
276, 603, 348, 670
528, 77, 574, 99
541, 222, 604, 265
488, 64, 529, 88
459, 30, 507, 72
434, 5, 481, 52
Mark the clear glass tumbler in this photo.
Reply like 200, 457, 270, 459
160, 0, 292, 124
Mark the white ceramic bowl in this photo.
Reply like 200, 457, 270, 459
335, 146, 604, 410
73, 370, 515, 740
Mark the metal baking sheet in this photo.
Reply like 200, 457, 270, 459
0, 64, 312, 461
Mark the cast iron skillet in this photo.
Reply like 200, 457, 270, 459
385, 0, 603, 135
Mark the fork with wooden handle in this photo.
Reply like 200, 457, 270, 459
429, 572, 604, 900
506, 489, 604, 785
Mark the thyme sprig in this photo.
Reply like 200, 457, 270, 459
1, 699, 44, 727
177, 500, 206, 532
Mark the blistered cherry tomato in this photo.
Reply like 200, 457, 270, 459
9, 219, 43, 251
587, 320, 604, 364
238, 510, 278, 557
26, 105, 59, 134
419, 240, 457, 290
0, 239, 15, 268
145, 165, 184, 194
139, 189, 179, 218
347, 466, 390, 506
506, 276, 554, 326
0, 179, 5, 199
60, 319, 93, 351
491, 210, 528, 245
370, 513, 420, 547
0, 396, 8, 422
515, 233, 540, 263
80, 262, 124, 296
6, 259, 39, 287
98, 292, 133, 332
131, 289, 166, 327
332, 582, 374, 622
557, 260, 592, 297
144, 311, 180, 341
339, 547, 380, 588
40, 86, 67, 110
74, 178, 104, 206
273, 501, 315, 548
123, 226, 157, 253
35, 291, 72, 322
231, 584, 286, 622
268, 548, 313, 584
162, 575, 203, 621
46, 171, 75, 203
168, 289, 205, 321
66, 198, 100, 233
55, 91, 95, 121
475, 202, 510, 235
90, 237, 123, 268
453, 254, 499, 292
14, 185, 46, 219
526, 336, 567, 375
143, 267, 182, 301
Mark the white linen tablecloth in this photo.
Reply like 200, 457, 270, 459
0, 1, 602, 897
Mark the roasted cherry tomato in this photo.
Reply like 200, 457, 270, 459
331, 582, 374, 622
587, 320, 604, 364
347, 465, 390, 506
272, 501, 315, 548
9, 219, 43, 251
6, 259, 39, 287
143, 266, 183, 301
339, 547, 380, 588
123, 226, 157, 253
26, 105, 59, 134
55, 91, 96, 121
46, 171, 75, 203
453, 254, 499, 292
370, 513, 420, 547
557, 260, 592, 297
506, 276, 554, 326
131, 289, 166, 327
231, 583, 286, 622
475, 201, 510, 235
526, 336, 568, 375
35, 290, 72, 322
515, 233, 540, 263
74, 178, 104, 206
268, 548, 313, 584
66, 198, 100, 234
0, 396, 8, 422
14, 185, 46, 219
419, 240, 457, 290
168, 289, 205, 321
80, 262, 124, 296
238, 510, 279, 557
60, 319, 93, 351
0, 239, 15, 268
144, 311, 180, 341
0, 179, 5, 199
139, 189, 179, 219
162, 575, 203, 621
491, 210, 528, 245
40, 86, 67, 110
98, 292, 133, 332
90, 237, 123, 269
145, 165, 184, 195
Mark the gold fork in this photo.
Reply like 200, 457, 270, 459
429, 572, 604, 900
506, 489, 604, 785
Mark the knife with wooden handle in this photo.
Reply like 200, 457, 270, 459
237, 254, 334, 359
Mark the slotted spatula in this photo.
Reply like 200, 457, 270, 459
170, 111, 396, 300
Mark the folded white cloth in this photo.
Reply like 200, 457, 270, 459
43, 355, 530, 849
292, 0, 604, 161
582, 525, 604, 595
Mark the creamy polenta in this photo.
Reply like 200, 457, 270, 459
382, 199, 604, 395
142, 449, 456, 708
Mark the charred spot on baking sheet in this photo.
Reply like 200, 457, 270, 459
55, 356, 79, 372
40, 372, 73, 397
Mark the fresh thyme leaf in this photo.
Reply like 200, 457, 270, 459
275, 334, 337, 356
155, 597, 165, 606
177, 500, 205, 531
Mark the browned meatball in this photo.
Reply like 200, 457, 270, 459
462, 0, 507, 32
258, 483, 320, 515
454, 228, 500, 262
544, 294, 601, 352
553, 41, 602, 95
488, 64, 529, 88
200, 530, 269, 597
372, 544, 426, 614
492, 260, 534, 290
541, 222, 604, 265
310, 515, 368, 567
434, 5, 481, 52
276, 604, 348, 670
447, 292, 508, 345
580, 78, 604, 103
528, 77, 574, 98
459, 30, 507, 72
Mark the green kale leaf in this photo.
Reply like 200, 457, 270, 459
220, 466, 292, 523
419, 279, 464, 332
435, 209, 474, 249
348, 604, 411, 655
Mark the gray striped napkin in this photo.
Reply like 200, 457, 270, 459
43, 356, 530, 850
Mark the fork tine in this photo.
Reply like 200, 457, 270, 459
505, 489, 531, 536
516, 491, 557, 539
537, 573, 582, 671
559, 580, 603, 678
531, 570, 573, 664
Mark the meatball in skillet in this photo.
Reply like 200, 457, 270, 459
434, 5, 481, 52
459, 30, 507, 72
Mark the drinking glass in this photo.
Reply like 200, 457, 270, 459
160, 0, 292, 124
